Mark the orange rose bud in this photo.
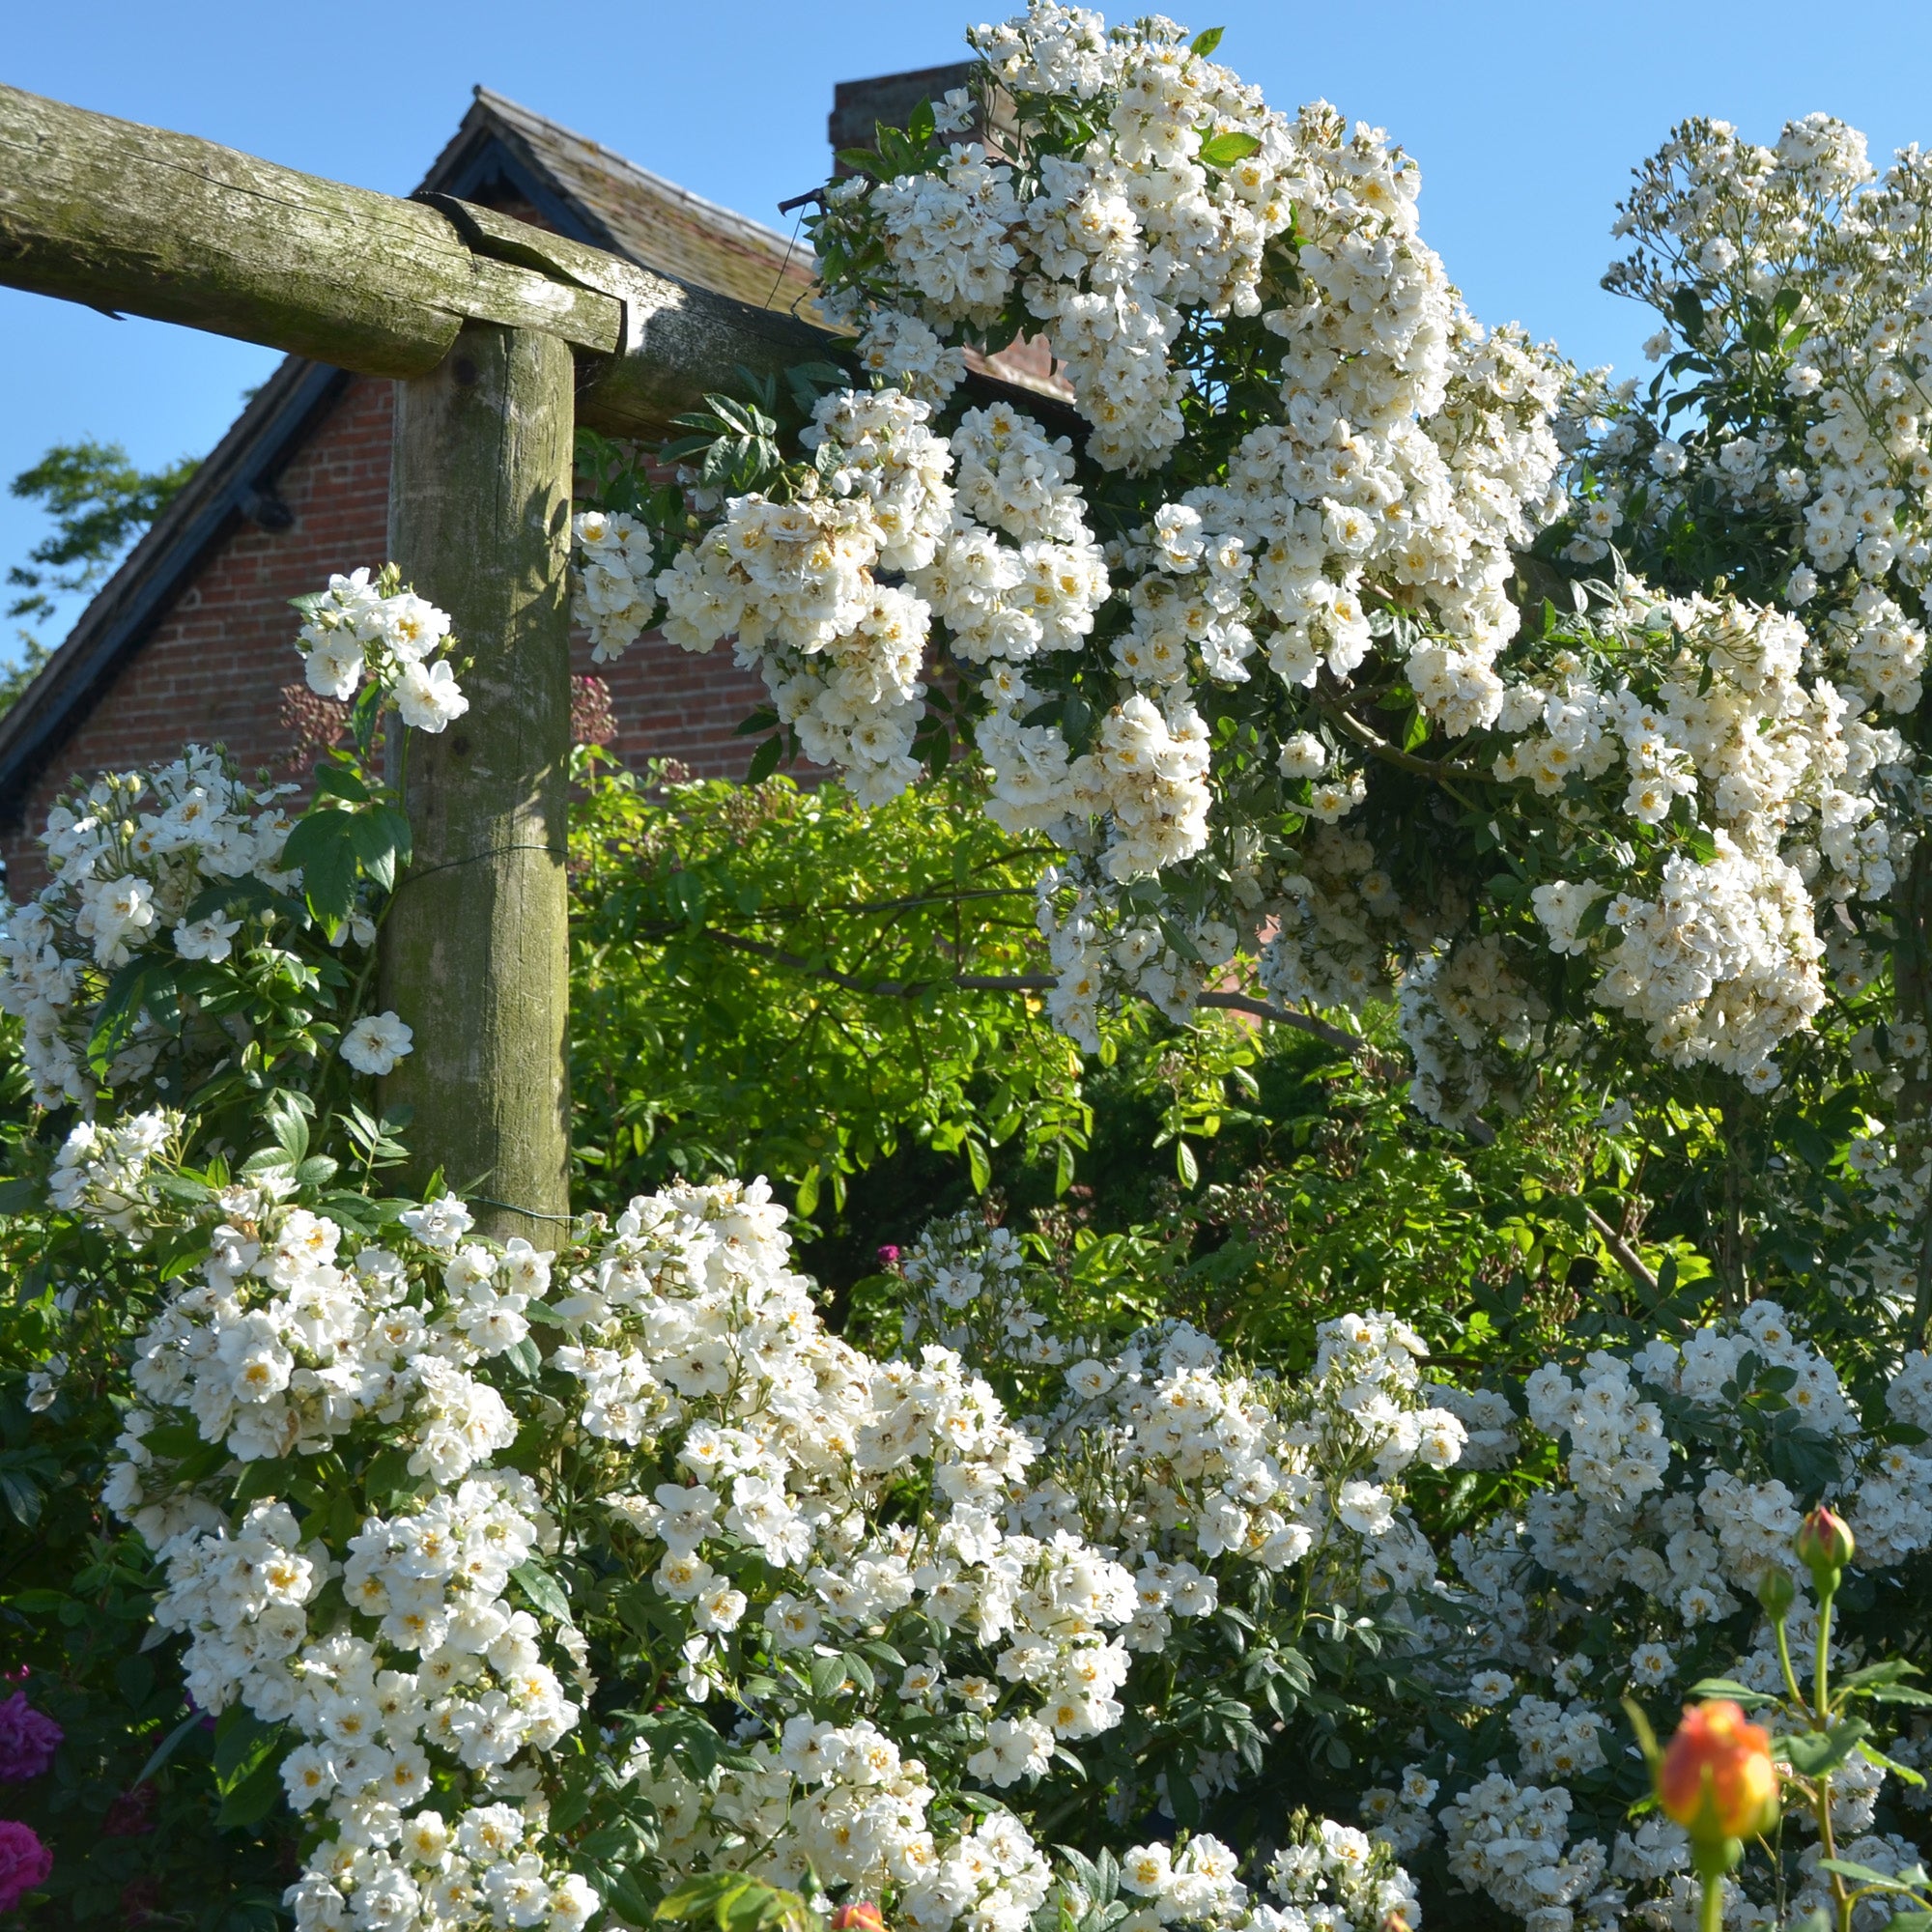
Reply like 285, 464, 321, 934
1794, 1505, 1855, 1584
1656, 1700, 1779, 1843
833, 1906, 886, 1932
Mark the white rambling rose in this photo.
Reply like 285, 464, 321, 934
341, 1010, 415, 1076
394, 659, 469, 733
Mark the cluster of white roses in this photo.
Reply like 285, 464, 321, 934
600, 7, 1932, 1136
296, 567, 469, 735
846, 0, 1568, 724
629, 1728, 1054, 1932
1339, 1296, 1932, 1932
1581, 116, 1932, 712
580, 4, 1585, 1097
0, 724, 430, 1117
83, 1149, 1455, 1932
1230, 582, 1912, 1122
1114, 1817, 1420, 1932
1511, 1301, 1931, 1607
547, 1176, 1150, 1789
82, 1155, 591, 1932
649, 389, 953, 803
1537, 110, 1932, 1124
0, 753, 300, 1106
106, 1178, 540, 1540
569, 507, 661, 663
58, 1094, 1932, 1932
1504, 594, 1911, 1090
1014, 1308, 1471, 1616
894, 1214, 1489, 1674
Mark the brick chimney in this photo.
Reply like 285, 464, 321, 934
825, 66, 1065, 404
829, 63, 977, 164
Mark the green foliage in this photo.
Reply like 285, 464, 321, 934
566, 753, 1086, 1225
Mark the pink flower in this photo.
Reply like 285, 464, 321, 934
0, 1820, 52, 1912
0, 1692, 61, 1782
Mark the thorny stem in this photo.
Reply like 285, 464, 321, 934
1896, 840, 1932, 1341
672, 930, 1405, 1074
1581, 1201, 1659, 1293
1317, 698, 1485, 806
1718, 1101, 1748, 1309
1772, 1612, 1805, 1714
1697, 1867, 1725, 1932
1810, 1587, 1853, 1932
1813, 1590, 1833, 1733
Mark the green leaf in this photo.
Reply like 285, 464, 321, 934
213, 1705, 276, 1781
311, 764, 371, 805
1815, 1859, 1924, 1894
213, 1708, 287, 1826
363, 1446, 419, 1505
216, 1747, 286, 1830
1189, 25, 1225, 56
281, 810, 361, 923
746, 734, 784, 785
132, 1710, 204, 1786
793, 1165, 820, 1220
1857, 1739, 1926, 1786
0, 1469, 43, 1526
810, 1653, 851, 1702
966, 1137, 991, 1195
230, 1457, 293, 1507
1779, 1720, 1870, 1776
1198, 129, 1262, 169
1686, 1677, 1775, 1705
1176, 1139, 1200, 1188
511, 1560, 575, 1627
348, 810, 400, 892
1840, 1659, 1924, 1690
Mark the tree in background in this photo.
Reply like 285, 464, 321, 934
3, 438, 201, 710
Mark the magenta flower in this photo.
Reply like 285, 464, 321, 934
0, 1820, 52, 1912
0, 1692, 61, 1782
877, 1244, 902, 1266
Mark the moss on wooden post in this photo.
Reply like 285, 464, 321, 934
380, 322, 574, 1246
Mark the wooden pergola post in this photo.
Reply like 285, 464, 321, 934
382, 323, 574, 1238
0, 82, 834, 1244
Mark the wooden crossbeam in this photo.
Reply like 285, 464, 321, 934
0, 83, 835, 433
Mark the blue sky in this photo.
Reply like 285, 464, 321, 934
9, 0, 1932, 663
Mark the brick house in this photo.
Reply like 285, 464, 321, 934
0, 64, 1041, 891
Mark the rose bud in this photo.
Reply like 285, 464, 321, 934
1794, 1506, 1855, 1590
1756, 1564, 1796, 1620
833, 1906, 886, 1932
1656, 1700, 1779, 1844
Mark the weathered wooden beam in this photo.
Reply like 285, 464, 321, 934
429, 194, 838, 439
0, 84, 620, 376
0, 82, 838, 427
379, 323, 575, 1243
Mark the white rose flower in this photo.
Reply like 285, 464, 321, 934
394, 659, 470, 733
341, 1010, 415, 1075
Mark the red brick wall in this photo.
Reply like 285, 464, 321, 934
2, 375, 778, 892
